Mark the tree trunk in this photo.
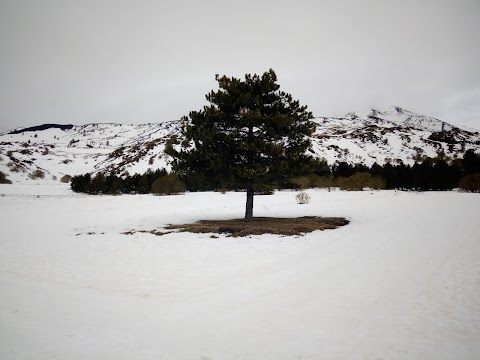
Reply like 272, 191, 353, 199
245, 185, 254, 221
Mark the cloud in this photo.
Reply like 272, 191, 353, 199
441, 87, 480, 130
0, 0, 479, 132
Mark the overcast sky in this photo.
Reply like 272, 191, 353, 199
1, 0, 479, 133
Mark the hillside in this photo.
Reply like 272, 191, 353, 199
1, 107, 479, 184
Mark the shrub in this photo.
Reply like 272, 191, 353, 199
290, 175, 334, 190
7, 162, 23, 173
369, 175, 387, 190
311, 175, 335, 189
60, 174, 72, 183
29, 169, 45, 180
459, 174, 480, 193
151, 173, 186, 195
337, 172, 386, 191
0, 170, 12, 184
296, 191, 310, 204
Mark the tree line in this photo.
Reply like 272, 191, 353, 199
303, 149, 480, 192
70, 149, 480, 194
70, 169, 181, 195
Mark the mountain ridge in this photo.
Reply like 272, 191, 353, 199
1, 107, 479, 184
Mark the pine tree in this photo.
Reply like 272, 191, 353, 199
168, 69, 315, 220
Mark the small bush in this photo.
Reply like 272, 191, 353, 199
60, 174, 72, 183
0, 170, 12, 184
151, 173, 186, 195
337, 172, 386, 191
296, 191, 310, 204
29, 169, 45, 180
459, 174, 480, 193
290, 175, 334, 190
7, 162, 24, 173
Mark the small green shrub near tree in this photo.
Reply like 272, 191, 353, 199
0, 170, 12, 184
459, 174, 480, 193
151, 174, 186, 195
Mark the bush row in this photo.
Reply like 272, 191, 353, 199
70, 169, 185, 195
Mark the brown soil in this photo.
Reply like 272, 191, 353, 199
164, 216, 349, 237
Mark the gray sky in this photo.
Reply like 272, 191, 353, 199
1, 0, 479, 133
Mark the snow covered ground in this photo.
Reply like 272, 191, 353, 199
1, 185, 479, 360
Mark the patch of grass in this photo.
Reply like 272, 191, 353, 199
165, 216, 349, 237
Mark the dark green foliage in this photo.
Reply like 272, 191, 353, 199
70, 169, 168, 195
327, 156, 463, 191
71, 173, 91, 193
332, 162, 356, 178
289, 151, 478, 191
462, 149, 480, 175
168, 69, 315, 220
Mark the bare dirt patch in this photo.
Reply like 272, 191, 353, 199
164, 216, 349, 237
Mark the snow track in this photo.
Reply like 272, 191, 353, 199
0, 186, 479, 359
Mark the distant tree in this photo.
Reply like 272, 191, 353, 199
90, 172, 106, 194
168, 69, 315, 220
71, 173, 91, 192
105, 174, 124, 194
332, 162, 355, 178
463, 149, 480, 175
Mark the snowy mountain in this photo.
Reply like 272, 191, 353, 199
1, 107, 479, 184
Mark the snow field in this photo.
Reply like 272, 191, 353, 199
0, 185, 479, 359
